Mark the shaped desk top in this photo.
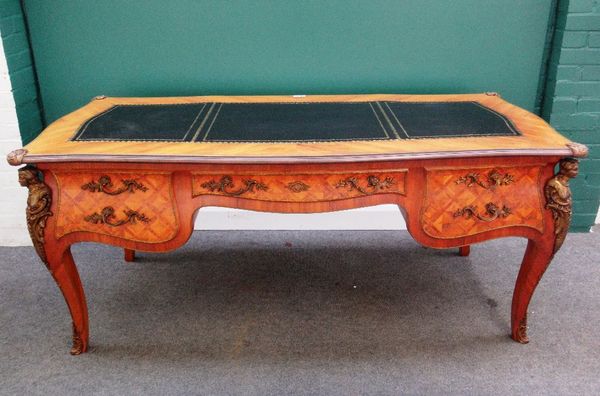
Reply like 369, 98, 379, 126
9, 93, 587, 165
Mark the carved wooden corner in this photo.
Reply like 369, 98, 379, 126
18, 166, 53, 265
545, 158, 578, 254
566, 143, 588, 158
7, 148, 28, 166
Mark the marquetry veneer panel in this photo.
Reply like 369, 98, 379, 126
53, 171, 178, 243
421, 166, 544, 239
192, 170, 407, 202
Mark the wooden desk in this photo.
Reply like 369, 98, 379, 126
7, 94, 587, 355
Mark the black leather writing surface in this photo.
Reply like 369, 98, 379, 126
73, 101, 519, 142
203, 103, 389, 142
382, 102, 519, 138
73, 104, 209, 141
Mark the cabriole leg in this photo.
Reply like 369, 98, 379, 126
19, 166, 89, 354
124, 249, 136, 262
510, 238, 554, 343
511, 158, 578, 343
46, 247, 90, 354
458, 245, 470, 256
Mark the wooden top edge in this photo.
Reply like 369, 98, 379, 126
94, 92, 498, 104
16, 148, 575, 165
13, 93, 586, 165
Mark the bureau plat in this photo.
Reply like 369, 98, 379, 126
7, 93, 588, 355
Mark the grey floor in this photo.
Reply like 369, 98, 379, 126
1, 230, 599, 395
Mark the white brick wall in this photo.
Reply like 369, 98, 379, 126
0, 38, 30, 246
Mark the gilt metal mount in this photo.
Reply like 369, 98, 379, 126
286, 181, 310, 193
544, 158, 578, 253
84, 207, 150, 227
71, 323, 85, 355
18, 166, 53, 265
335, 175, 394, 195
81, 176, 147, 195
453, 202, 511, 222
455, 170, 514, 190
201, 175, 268, 196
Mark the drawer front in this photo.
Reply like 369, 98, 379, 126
192, 170, 407, 202
53, 171, 178, 243
421, 166, 545, 239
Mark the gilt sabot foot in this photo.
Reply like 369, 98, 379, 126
70, 323, 87, 355
512, 315, 529, 344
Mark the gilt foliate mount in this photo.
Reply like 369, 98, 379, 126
455, 170, 514, 189
18, 166, 53, 265
544, 158, 578, 254
84, 206, 151, 227
81, 175, 148, 195
200, 175, 268, 196
335, 175, 395, 195
453, 202, 512, 222
286, 181, 310, 193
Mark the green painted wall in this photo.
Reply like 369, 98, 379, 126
24, 0, 554, 123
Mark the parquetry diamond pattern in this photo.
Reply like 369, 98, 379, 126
421, 166, 544, 238
54, 171, 178, 243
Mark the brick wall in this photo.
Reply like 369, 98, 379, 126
543, 0, 600, 232
0, 0, 43, 145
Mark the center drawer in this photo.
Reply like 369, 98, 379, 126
192, 170, 407, 202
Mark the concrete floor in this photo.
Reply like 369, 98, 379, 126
1, 230, 599, 395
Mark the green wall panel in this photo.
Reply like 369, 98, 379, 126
24, 0, 553, 124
